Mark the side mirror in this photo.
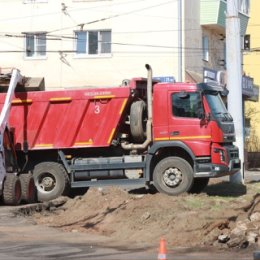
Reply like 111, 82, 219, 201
197, 108, 205, 119
205, 112, 211, 121
198, 109, 211, 121
220, 88, 229, 97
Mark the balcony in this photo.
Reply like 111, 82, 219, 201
200, 0, 249, 35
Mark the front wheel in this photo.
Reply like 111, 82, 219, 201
153, 157, 194, 195
33, 162, 70, 202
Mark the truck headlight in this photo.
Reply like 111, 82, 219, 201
214, 148, 226, 162
219, 150, 226, 162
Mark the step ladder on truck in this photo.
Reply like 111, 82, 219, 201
0, 69, 36, 205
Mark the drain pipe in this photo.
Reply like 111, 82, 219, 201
121, 64, 153, 150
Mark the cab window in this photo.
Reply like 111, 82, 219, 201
172, 92, 202, 118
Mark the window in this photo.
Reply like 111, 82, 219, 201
25, 33, 46, 58
202, 36, 209, 61
223, 0, 249, 14
23, 0, 48, 3
172, 92, 203, 118
75, 30, 111, 56
73, 0, 111, 2
239, 0, 249, 14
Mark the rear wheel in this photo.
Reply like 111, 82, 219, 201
153, 157, 194, 195
20, 173, 37, 203
3, 174, 22, 205
33, 162, 70, 202
189, 177, 209, 194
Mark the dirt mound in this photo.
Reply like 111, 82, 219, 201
32, 181, 260, 249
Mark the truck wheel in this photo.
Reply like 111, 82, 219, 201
33, 162, 70, 202
20, 173, 37, 203
3, 174, 22, 205
130, 100, 147, 143
188, 178, 209, 194
153, 157, 194, 195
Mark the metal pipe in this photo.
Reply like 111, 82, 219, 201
121, 64, 153, 150
121, 120, 152, 150
145, 63, 153, 121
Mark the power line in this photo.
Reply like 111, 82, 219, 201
47, 0, 174, 34
0, 27, 205, 39
0, 0, 142, 22
0, 0, 175, 23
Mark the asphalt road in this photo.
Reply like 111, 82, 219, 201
245, 169, 260, 182
0, 204, 258, 259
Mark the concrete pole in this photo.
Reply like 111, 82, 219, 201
226, 0, 244, 184
178, 0, 182, 82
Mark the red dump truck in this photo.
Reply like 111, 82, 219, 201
0, 65, 240, 201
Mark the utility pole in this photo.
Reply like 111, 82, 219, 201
226, 0, 244, 183
178, 0, 182, 82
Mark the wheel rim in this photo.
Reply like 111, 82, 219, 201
162, 167, 182, 187
36, 172, 56, 193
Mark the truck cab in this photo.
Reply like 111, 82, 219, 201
152, 82, 240, 175
147, 81, 240, 194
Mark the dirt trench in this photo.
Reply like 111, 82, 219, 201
22, 180, 260, 250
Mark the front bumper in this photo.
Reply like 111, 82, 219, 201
194, 158, 241, 178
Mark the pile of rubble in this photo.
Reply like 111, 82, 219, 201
205, 193, 260, 249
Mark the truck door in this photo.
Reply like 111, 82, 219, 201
168, 91, 212, 155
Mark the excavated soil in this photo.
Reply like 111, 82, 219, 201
31, 179, 260, 250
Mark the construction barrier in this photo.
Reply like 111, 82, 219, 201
158, 238, 167, 260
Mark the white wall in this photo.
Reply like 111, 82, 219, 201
183, 0, 203, 77
0, 0, 179, 88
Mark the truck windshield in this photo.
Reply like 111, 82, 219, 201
205, 92, 233, 121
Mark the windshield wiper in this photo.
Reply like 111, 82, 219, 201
214, 112, 233, 122
224, 113, 233, 121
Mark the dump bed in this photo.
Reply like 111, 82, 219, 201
0, 86, 131, 150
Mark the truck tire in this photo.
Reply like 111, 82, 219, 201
20, 173, 37, 203
3, 174, 22, 205
33, 162, 70, 202
130, 100, 147, 143
153, 157, 194, 195
188, 177, 209, 194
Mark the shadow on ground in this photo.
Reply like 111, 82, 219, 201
204, 181, 247, 197
127, 181, 250, 197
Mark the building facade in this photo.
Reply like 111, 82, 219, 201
0, 0, 250, 90
1, 0, 181, 88
243, 0, 260, 167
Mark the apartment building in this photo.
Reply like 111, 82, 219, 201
243, 0, 260, 167
0, 0, 181, 88
0, 0, 250, 90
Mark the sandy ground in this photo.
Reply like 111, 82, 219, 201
28, 177, 260, 252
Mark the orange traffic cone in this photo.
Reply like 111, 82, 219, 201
158, 238, 167, 260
